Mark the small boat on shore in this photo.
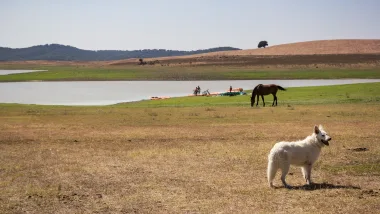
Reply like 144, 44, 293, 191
150, 96, 170, 100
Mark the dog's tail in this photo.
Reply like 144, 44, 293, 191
277, 85, 286, 91
267, 154, 277, 188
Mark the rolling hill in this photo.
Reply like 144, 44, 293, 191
106, 40, 380, 67
140, 39, 380, 60
203, 39, 380, 56
0, 44, 240, 61
1, 40, 380, 68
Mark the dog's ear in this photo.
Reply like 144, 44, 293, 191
319, 124, 324, 131
314, 125, 320, 134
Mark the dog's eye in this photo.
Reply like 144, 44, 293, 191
321, 134, 325, 137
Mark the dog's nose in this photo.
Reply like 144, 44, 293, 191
328, 137, 332, 141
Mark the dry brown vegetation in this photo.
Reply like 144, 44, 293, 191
196, 39, 380, 56
106, 39, 380, 68
1, 40, 380, 69
1, 104, 379, 213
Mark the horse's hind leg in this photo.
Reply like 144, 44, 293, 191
274, 94, 278, 106
276, 95, 278, 106
272, 94, 275, 106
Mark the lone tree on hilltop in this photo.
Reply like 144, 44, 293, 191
258, 41, 268, 48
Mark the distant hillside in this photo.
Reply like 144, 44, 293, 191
105, 39, 380, 67
191, 39, 380, 56
0, 44, 240, 61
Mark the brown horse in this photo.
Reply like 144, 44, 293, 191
251, 84, 286, 107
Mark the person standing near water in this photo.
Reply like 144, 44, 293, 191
229, 85, 232, 93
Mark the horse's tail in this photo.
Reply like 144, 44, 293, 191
277, 85, 286, 91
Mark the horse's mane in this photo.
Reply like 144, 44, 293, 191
252, 84, 263, 93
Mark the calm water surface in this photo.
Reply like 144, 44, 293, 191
0, 70, 46, 75
1, 79, 380, 106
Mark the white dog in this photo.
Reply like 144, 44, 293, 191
267, 125, 332, 188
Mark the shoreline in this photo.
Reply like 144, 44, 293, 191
1, 81, 380, 107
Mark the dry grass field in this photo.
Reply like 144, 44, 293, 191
1, 102, 379, 213
189, 39, 380, 56
1, 40, 380, 69
107, 39, 380, 67
1, 40, 380, 213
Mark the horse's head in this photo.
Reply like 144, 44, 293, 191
250, 85, 261, 107
250, 93, 255, 107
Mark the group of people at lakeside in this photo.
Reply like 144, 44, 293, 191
193, 86, 201, 95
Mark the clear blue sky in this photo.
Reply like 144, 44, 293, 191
1, 0, 379, 50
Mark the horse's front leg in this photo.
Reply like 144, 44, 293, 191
261, 95, 265, 107
272, 94, 275, 106
256, 94, 259, 106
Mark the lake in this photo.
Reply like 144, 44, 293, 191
0, 70, 47, 75
1, 79, 380, 106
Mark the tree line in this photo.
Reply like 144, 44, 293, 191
0, 44, 241, 61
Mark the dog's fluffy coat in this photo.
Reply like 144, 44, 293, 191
267, 125, 332, 188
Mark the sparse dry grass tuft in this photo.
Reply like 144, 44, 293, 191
0, 104, 379, 213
